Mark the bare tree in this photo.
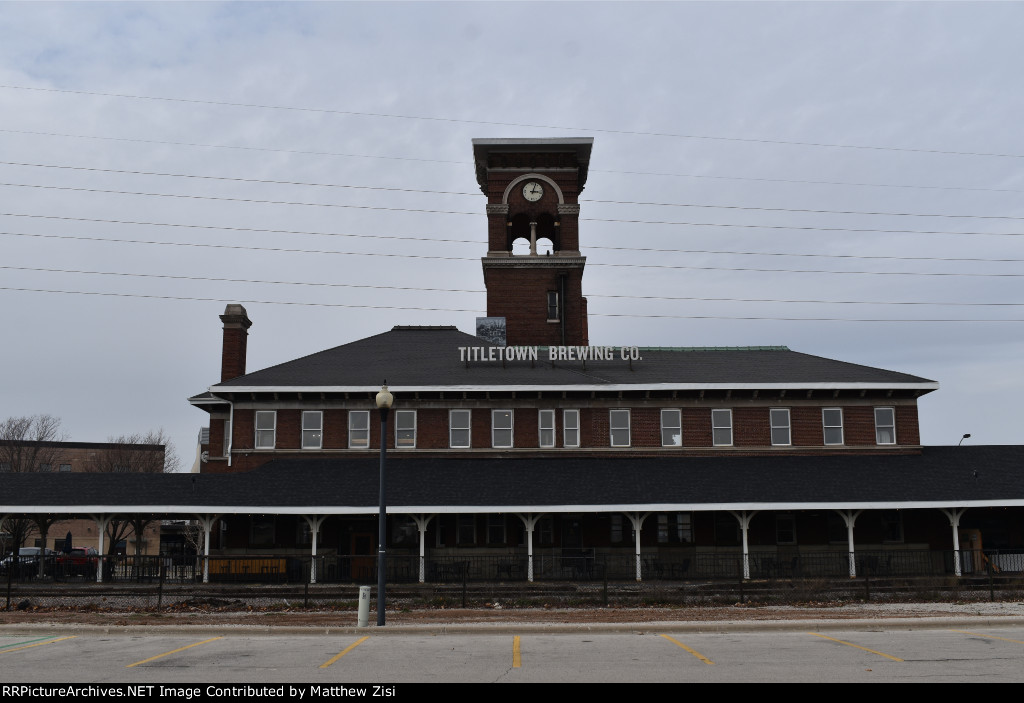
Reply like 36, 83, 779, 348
82, 430, 180, 561
0, 415, 68, 571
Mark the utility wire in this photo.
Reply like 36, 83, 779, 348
4, 212, 1024, 263
5, 265, 1021, 308
2, 286, 1020, 322
2, 231, 1021, 277
3, 83, 1022, 160
2, 182, 1023, 238
5, 159, 1024, 222
4, 126, 1020, 195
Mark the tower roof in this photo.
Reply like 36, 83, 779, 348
472, 138, 594, 190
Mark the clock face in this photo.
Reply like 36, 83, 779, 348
522, 181, 544, 202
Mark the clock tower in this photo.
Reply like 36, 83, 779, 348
473, 138, 593, 346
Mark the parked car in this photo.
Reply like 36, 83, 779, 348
55, 547, 99, 577
0, 547, 55, 578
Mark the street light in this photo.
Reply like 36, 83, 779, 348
959, 433, 971, 446
375, 382, 393, 626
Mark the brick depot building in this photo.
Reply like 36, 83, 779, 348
4, 139, 1023, 582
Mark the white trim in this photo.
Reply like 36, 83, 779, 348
207, 381, 940, 395
348, 409, 370, 449
609, 408, 631, 447
301, 410, 323, 450
395, 409, 417, 449
823, 407, 844, 446
770, 407, 791, 447
254, 410, 276, 449
449, 409, 471, 448
875, 406, 897, 445
4, 499, 1023, 514
491, 409, 514, 448
563, 409, 580, 448
660, 408, 682, 447
712, 408, 733, 447
538, 409, 556, 448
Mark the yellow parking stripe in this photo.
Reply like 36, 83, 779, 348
0, 636, 76, 654
126, 636, 223, 668
807, 632, 904, 662
659, 634, 715, 665
951, 629, 1024, 645
513, 635, 522, 668
320, 636, 369, 669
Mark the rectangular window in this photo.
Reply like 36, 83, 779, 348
875, 407, 896, 445
538, 517, 554, 545
450, 410, 471, 448
563, 410, 580, 448
610, 514, 625, 544
492, 409, 514, 448
38, 463, 52, 472
712, 409, 732, 446
770, 408, 791, 446
395, 410, 416, 448
348, 410, 369, 449
390, 516, 417, 547
255, 411, 276, 449
880, 511, 904, 543
657, 513, 693, 543
59, 464, 72, 472
457, 515, 476, 545
296, 521, 319, 545
661, 409, 682, 447
676, 512, 693, 543
301, 411, 323, 449
609, 409, 631, 447
547, 291, 560, 321
538, 409, 555, 448
0, 462, 9, 472
252, 413, 274, 450
487, 515, 506, 544
250, 516, 275, 547
223, 420, 231, 457
714, 512, 740, 546
776, 514, 796, 545
823, 408, 844, 445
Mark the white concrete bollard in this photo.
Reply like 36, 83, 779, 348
357, 586, 371, 627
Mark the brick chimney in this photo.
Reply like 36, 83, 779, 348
219, 304, 252, 382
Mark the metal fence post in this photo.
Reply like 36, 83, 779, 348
157, 561, 165, 608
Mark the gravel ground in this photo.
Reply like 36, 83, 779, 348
3, 599, 1024, 630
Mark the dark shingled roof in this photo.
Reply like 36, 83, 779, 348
2, 447, 1019, 512
205, 327, 936, 391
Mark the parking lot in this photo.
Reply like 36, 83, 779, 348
4, 625, 1024, 682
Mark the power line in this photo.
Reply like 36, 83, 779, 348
6, 265, 1021, 308
0, 182, 478, 216
3, 182, 1023, 238
6, 159, 1024, 222
589, 168, 1024, 195
3, 231, 1021, 278
0, 127, 466, 165
584, 198, 1024, 222
4, 83, 1023, 160
0, 160, 478, 197
5, 126, 1021, 195
4, 211, 1024, 264
2, 286, 1021, 323
0, 286, 483, 313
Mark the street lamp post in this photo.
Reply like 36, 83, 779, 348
375, 383, 393, 627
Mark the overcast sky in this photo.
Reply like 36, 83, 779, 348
1, 1, 1022, 463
